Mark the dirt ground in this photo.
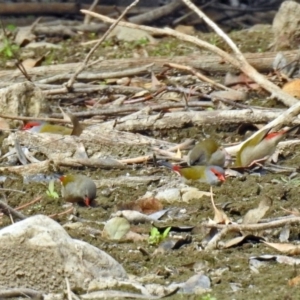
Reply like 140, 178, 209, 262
1, 24, 300, 299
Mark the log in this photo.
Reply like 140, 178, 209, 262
0, 50, 298, 83
2, 128, 175, 166
0, 3, 149, 16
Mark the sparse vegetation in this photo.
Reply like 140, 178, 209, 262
148, 226, 171, 245
46, 180, 59, 199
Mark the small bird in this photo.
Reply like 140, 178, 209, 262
59, 174, 97, 206
235, 125, 299, 167
187, 138, 226, 167
160, 161, 225, 186
23, 121, 72, 135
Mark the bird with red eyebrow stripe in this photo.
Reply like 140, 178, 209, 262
59, 174, 97, 206
234, 125, 300, 167
159, 161, 225, 186
22, 121, 72, 135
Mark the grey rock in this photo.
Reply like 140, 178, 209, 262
0, 215, 127, 292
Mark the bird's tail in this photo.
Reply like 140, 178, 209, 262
157, 160, 174, 169
158, 160, 181, 173
285, 124, 300, 134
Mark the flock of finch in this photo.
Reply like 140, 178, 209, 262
22, 120, 299, 207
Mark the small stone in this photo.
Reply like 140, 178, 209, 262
156, 188, 181, 202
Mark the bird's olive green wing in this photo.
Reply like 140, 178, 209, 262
188, 138, 219, 166
234, 128, 271, 167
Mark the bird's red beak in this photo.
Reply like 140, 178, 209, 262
84, 197, 90, 207
219, 174, 225, 182
265, 131, 283, 140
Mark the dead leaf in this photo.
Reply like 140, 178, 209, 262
151, 72, 162, 89
224, 235, 264, 249
117, 197, 163, 215
22, 56, 44, 69
131, 90, 149, 98
15, 27, 36, 46
210, 90, 246, 101
263, 242, 300, 255
242, 196, 272, 224
210, 187, 230, 224
174, 25, 195, 35
124, 231, 147, 242
102, 217, 130, 240
181, 187, 211, 202
224, 236, 245, 248
288, 275, 300, 286
282, 79, 300, 98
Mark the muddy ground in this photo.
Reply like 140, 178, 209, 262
1, 24, 300, 299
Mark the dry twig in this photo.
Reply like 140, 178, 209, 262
0, 199, 27, 220
66, 0, 139, 89
204, 217, 300, 250
81, 7, 298, 107
0, 288, 43, 299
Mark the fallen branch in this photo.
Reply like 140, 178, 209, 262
66, 0, 139, 89
0, 51, 298, 83
204, 217, 300, 250
81, 8, 298, 107
0, 200, 27, 220
0, 288, 43, 299
98, 108, 286, 132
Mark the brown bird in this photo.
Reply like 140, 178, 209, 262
59, 174, 97, 206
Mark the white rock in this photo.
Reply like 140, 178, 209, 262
156, 188, 181, 202
181, 187, 211, 202
109, 26, 156, 43
0, 215, 127, 292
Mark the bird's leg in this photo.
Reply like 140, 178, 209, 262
247, 156, 269, 168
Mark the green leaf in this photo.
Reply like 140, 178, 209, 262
148, 227, 171, 245
46, 180, 59, 199
162, 227, 171, 239
103, 217, 130, 240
